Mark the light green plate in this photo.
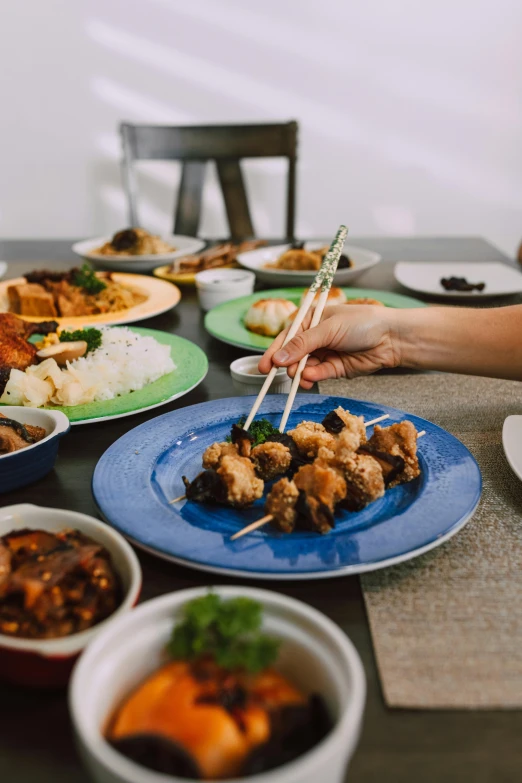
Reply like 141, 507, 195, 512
1, 327, 208, 425
204, 287, 426, 353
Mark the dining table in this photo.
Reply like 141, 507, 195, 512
1, 235, 521, 783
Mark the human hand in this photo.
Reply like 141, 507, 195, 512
258, 305, 401, 389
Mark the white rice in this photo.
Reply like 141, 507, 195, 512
0, 327, 176, 408
71, 327, 176, 401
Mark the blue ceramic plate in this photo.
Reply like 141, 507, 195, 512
93, 395, 482, 580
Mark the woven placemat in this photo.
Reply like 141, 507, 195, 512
319, 373, 522, 708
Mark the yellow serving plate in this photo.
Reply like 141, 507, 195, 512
1, 272, 181, 327
153, 262, 239, 286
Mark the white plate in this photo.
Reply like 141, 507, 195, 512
0, 262, 7, 279
394, 261, 522, 298
73, 234, 205, 273
237, 242, 382, 286
502, 415, 522, 481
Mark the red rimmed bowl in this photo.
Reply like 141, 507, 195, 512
0, 503, 142, 687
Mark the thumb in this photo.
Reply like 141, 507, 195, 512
272, 320, 331, 366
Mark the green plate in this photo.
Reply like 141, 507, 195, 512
204, 287, 426, 353
1, 327, 208, 425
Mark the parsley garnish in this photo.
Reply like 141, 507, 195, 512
72, 263, 107, 294
226, 417, 279, 447
168, 594, 280, 673
59, 328, 102, 354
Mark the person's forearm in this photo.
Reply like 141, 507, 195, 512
393, 305, 522, 381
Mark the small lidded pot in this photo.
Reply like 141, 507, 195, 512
195, 268, 255, 311
230, 355, 291, 395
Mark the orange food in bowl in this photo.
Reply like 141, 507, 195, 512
108, 661, 305, 780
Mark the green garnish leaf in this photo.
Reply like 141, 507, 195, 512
225, 417, 279, 447
167, 594, 280, 673
72, 263, 107, 294
59, 327, 102, 354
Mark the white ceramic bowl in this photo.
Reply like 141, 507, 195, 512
230, 355, 291, 396
0, 261, 7, 279
0, 407, 70, 492
73, 235, 205, 273
0, 503, 142, 687
196, 268, 256, 311
70, 585, 366, 783
237, 242, 382, 287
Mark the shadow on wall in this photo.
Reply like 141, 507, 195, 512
83, 0, 522, 250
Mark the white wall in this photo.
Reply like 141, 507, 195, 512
1, 0, 521, 254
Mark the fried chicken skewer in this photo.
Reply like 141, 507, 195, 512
171, 409, 390, 505
230, 425, 426, 540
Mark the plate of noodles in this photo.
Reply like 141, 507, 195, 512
0, 267, 181, 328
204, 286, 426, 352
73, 228, 205, 273
0, 326, 208, 425
237, 241, 382, 286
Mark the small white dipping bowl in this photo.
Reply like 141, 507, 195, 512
0, 503, 142, 687
196, 268, 255, 311
230, 355, 291, 396
69, 585, 366, 783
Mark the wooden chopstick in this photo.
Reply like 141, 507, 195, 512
243, 225, 348, 432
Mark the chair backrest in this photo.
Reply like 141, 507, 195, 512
120, 122, 298, 240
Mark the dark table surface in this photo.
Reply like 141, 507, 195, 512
1, 236, 521, 783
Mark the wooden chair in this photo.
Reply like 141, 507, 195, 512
120, 121, 298, 241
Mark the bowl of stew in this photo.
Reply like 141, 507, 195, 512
0, 503, 142, 687
0, 406, 70, 492
69, 586, 366, 783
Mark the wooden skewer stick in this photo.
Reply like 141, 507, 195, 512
169, 494, 186, 505
168, 414, 391, 505
243, 225, 348, 433
230, 428, 428, 539
230, 514, 273, 541
363, 414, 389, 427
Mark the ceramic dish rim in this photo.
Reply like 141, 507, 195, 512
72, 235, 206, 263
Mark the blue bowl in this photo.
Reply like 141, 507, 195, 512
0, 407, 70, 492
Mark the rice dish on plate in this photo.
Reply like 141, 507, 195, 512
0, 327, 175, 408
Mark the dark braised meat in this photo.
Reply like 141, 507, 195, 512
230, 423, 253, 458
111, 229, 141, 253
242, 694, 332, 775
337, 253, 352, 269
110, 735, 201, 779
440, 276, 485, 292
183, 470, 227, 505
0, 528, 122, 639
24, 269, 72, 284
0, 413, 46, 454
322, 409, 347, 435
